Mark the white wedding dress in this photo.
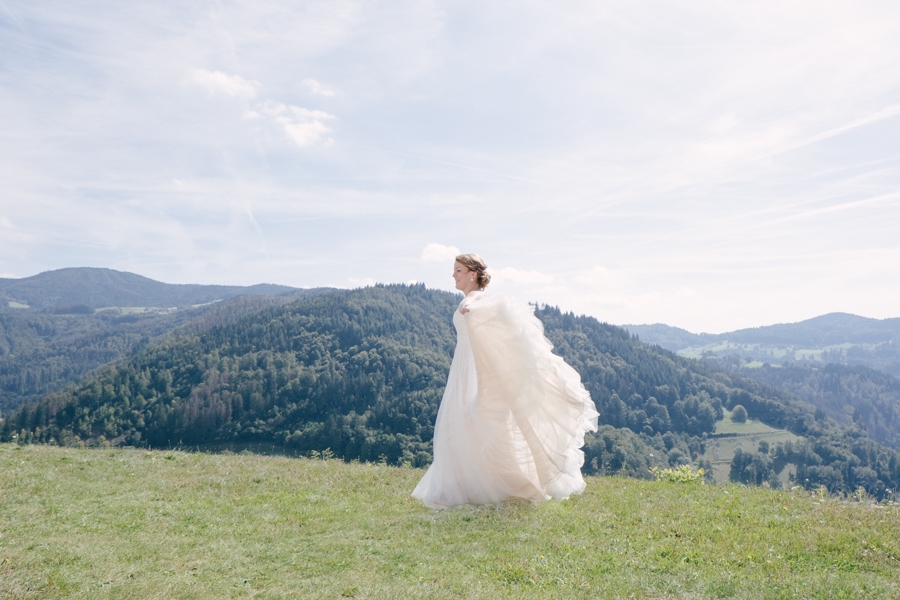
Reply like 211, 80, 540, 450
412, 292, 599, 509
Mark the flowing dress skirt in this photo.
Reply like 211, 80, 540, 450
412, 295, 599, 509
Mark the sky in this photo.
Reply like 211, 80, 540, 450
1, 0, 899, 333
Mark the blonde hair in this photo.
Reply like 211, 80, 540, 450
455, 253, 491, 289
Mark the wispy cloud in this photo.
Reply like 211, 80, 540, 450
348, 276, 376, 287
763, 102, 900, 160
190, 69, 260, 98
494, 267, 554, 286
777, 191, 900, 223
259, 103, 336, 147
303, 78, 335, 97
420, 243, 460, 262
2, 0, 900, 331
0, 1, 23, 28
190, 69, 337, 147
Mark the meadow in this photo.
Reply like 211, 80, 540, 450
703, 412, 802, 485
2, 443, 899, 599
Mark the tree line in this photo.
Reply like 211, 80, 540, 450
4, 284, 900, 498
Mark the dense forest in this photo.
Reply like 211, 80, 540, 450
733, 362, 900, 452
0, 291, 328, 413
5, 284, 900, 498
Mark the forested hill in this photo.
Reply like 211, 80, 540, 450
5, 285, 900, 498
732, 362, 900, 452
0, 289, 331, 412
0, 267, 299, 311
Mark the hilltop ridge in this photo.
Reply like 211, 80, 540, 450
625, 312, 900, 377
0, 267, 299, 311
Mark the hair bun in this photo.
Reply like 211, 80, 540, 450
455, 253, 490, 289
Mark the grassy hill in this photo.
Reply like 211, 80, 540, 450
2, 443, 899, 599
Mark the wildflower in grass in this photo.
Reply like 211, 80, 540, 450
651, 464, 706, 484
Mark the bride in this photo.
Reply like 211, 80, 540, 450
412, 253, 599, 509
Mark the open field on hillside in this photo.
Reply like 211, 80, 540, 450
713, 412, 785, 436
700, 412, 802, 485
2, 444, 899, 599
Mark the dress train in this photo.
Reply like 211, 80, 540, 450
412, 294, 599, 509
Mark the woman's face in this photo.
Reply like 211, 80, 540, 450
452, 261, 476, 291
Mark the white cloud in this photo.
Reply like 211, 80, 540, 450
303, 78, 335, 97
190, 69, 259, 99
348, 277, 376, 287
420, 243, 460, 262
575, 266, 631, 290
3, 1, 900, 332
260, 103, 336, 147
494, 267, 554, 286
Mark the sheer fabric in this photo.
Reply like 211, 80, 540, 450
412, 293, 599, 509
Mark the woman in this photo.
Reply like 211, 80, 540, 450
412, 253, 599, 509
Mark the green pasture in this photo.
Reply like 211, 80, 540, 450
701, 412, 802, 485
704, 432, 800, 486
714, 412, 788, 435
742, 361, 769, 368
676, 341, 888, 366
2, 443, 899, 599
94, 306, 179, 314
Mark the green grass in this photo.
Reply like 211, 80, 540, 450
94, 306, 179, 314
2, 444, 899, 599
742, 361, 770, 369
714, 412, 790, 436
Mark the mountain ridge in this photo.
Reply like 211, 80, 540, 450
0, 285, 333, 412
625, 312, 900, 377
0, 267, 300, 311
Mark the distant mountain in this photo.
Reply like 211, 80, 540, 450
623, 323, 708, 349
7, 285, 900, 497
0, 268, 299, 311
625, 313, 900, 377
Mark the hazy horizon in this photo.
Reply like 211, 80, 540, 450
2, 1, 899, 333
4, 264, 898, 335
